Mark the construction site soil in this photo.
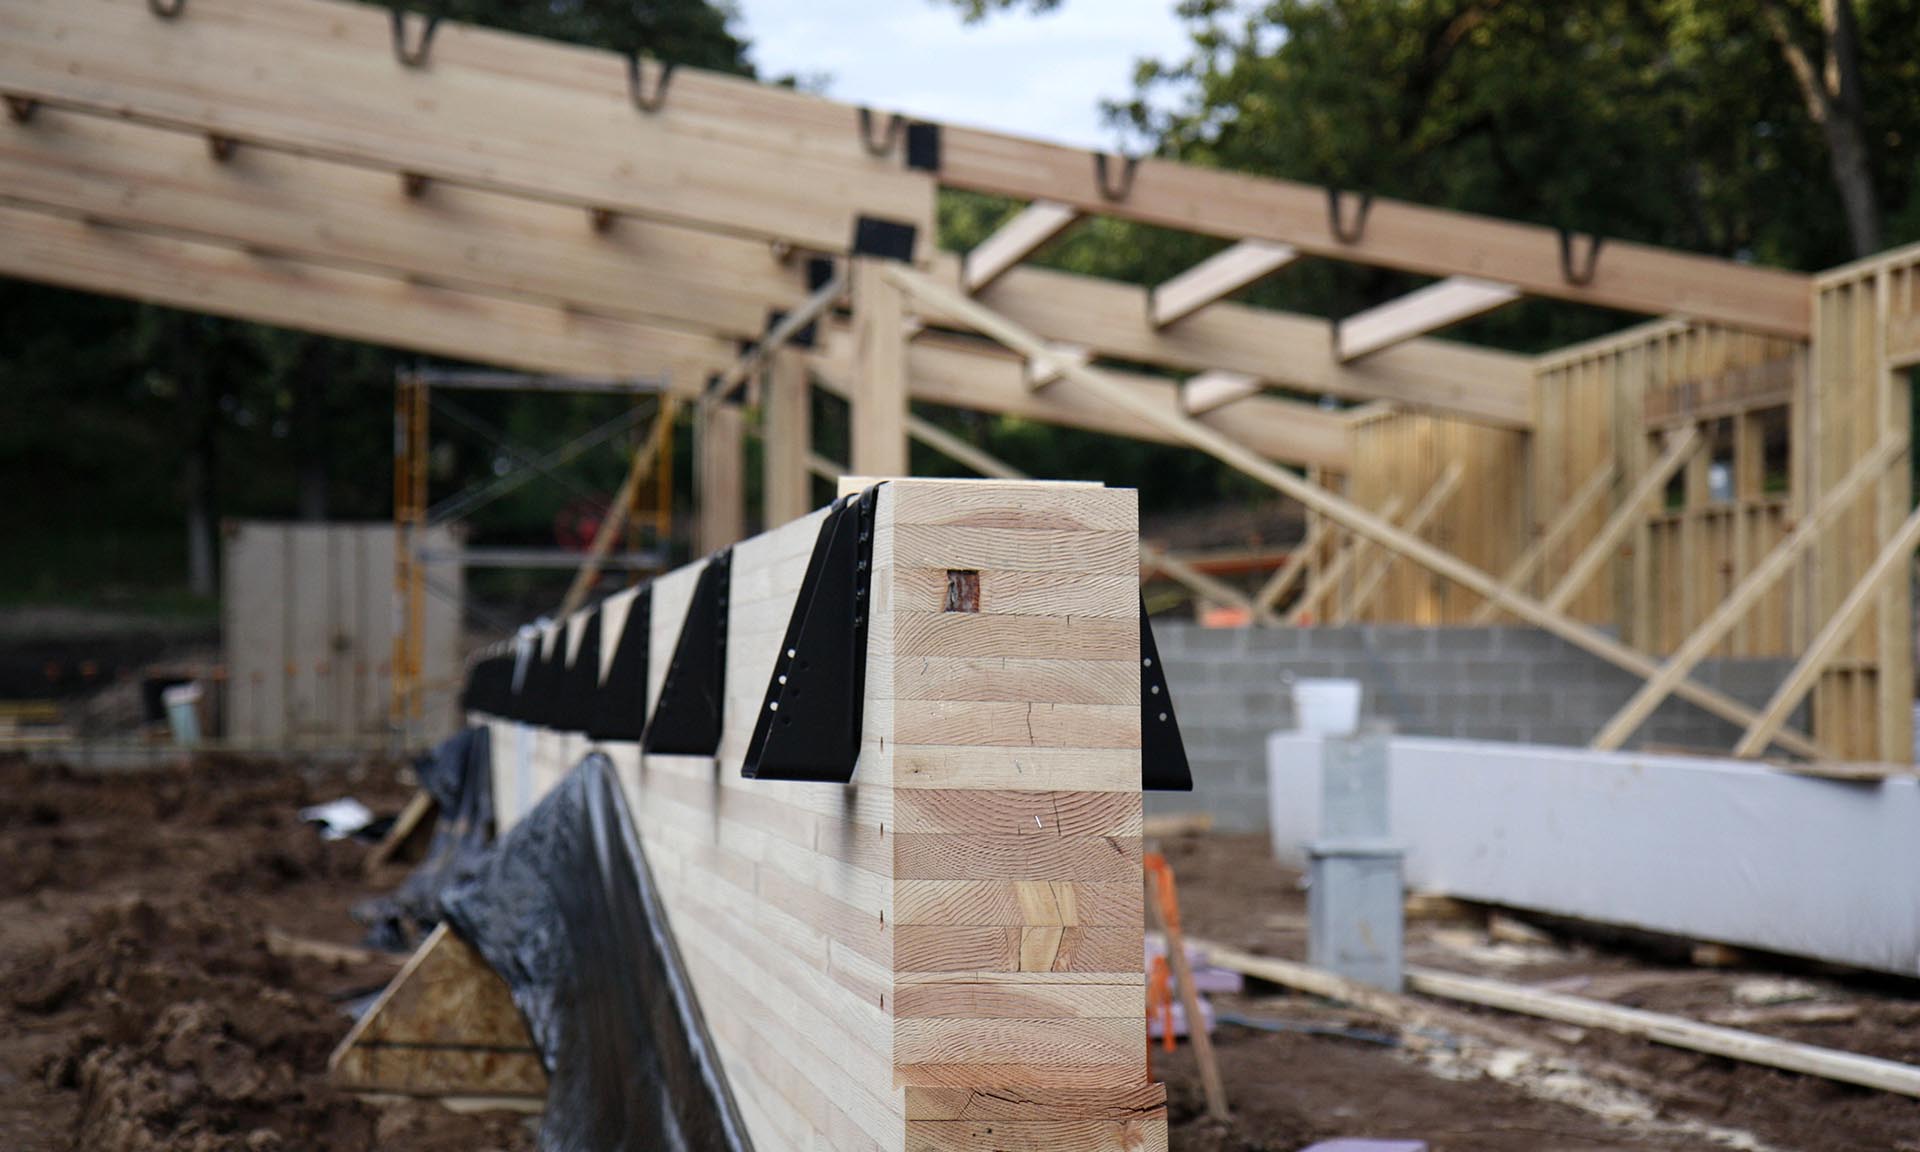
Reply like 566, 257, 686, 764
3, 754, 1917, 1150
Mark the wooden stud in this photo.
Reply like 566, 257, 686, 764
849, 258, 910, 476
695, 397, 745, 553
1337, 462, 1464, 623
1289, 496, 1407, 626
1470, 461, 1615, 624
1542, 426, 1703, 614
762, 352, 813, 528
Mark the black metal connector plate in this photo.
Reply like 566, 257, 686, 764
905, 121, 941, 172
586, 586, 652, 742
522, 629, 565, 729
1141, 602, 1193, 791
461, 652, 513, 716
742, 485, 881, 783
549, 607, 601, 734
641, 550, 731, 756
852, 215, 917, 263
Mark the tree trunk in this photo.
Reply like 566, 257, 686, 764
1763, 0, 1882, 257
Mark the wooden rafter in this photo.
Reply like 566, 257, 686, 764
1336, 277, 1520, 362
962, 200, 1079, 292
879, 263, 1826, 758
1148, 241, 1297, 328
1180, 371, 1263, 416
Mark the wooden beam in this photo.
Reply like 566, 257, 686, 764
1148, 240, 1297, 328
1337, 462, 1464, 624
949, 259, 1535, 428
1289, 497, 1407, 626
1592, 439, 1901, 752
695, 398, 745, 553
1181, 371, 1263, 416
962, 200, 1079, 292
902, 413, 1272, 623
1542, 427, 1704, 614
0, 107, 809, 340
1336, 277, 1520, 361
937, 127, 1811, 336
0, 201, 733, 386
880, 263, 1826, 758
1253, 522, 1318, 615
1470, 460, 1617, 624
849, 258, 910, 475
0, 0, 934, 256
810, 326, 1354, 471
1735, 498, 1920, 758
762, 352, 813, 528
1403, 965, 1920, 1099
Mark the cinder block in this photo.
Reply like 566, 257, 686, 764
1433, 628, 1498, 654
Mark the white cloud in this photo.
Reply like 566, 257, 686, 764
730, 0, 1188, 149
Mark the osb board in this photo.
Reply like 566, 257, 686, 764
329, 924, 546, 1099
484, 480, 1164, 1152
1339, 411, 1526, 623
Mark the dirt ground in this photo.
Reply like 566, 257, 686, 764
1154, 831, 1920, 1152
0, 753, 534, 1152
5, 754, 1919, 1151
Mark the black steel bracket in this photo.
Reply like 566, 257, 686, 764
520, 628, 566, 729
852, 215, 918, 263
627, 53, 675, 113
641, 549, 732, 756
858, 107, 907, 158
587, 586, 652, 741
905, 121, 942, 172
1094, 152, 1139, 202
743, 485, 881, 783
1327, 187, 1373, 244
1140, 602, 1193, 791
1558, 228, 1605, 287
390, 8, 440, 68
549, 607, 601, 734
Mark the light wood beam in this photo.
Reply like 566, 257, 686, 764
937, 127, 1810, 336
849, 258, 910, 475
1541, 427, 1703, 615
0, 201, 733, 386
762, 352, 813, 528
879, 263, 1825, 758
1181, 371, 1262, 416
0, 0, 934, 256
809, 326, 1354, 471
0, 108, 808, 340
1735, 497, 1920, 758
1336, 277, 1520, 362
1470, 461, 1617, 624
1148, 241, 1298, 328
1253, 523, 1319, 615
945, 259, 1534, 428
695, 398, 745, 553
962, 200, 1079, 292
1337, 463, 1464, 623
1592, 440, 1901, 752
1289, 497, 1407, 626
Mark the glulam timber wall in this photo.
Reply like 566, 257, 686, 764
482, 479, 1165, 1152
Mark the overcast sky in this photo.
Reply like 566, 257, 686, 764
730, 0, 1189, 150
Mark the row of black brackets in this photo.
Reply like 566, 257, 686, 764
457, 502, 1191, 791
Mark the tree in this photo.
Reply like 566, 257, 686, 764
1761, 0, 1880, 255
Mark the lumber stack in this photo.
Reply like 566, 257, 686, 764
480, 479, 1163, 1151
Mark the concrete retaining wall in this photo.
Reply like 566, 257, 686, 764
1150, 624, 1800, 831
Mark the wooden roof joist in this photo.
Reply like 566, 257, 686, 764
808, 323, 1354, 471
0, 200, 734, 386
961, 200, 1079, 292
0, 107, 814, 341
0, 0, 935, 257
1336, 276, 1521, 362
1148, 241, 1298, 328
937, 258, 1535, 428
937, 127, 1812, 337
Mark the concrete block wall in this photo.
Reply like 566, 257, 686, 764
1151, 624, 1802, 831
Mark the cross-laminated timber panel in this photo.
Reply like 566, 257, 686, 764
476, 479, 1165, 1152
0, 0, 935, 258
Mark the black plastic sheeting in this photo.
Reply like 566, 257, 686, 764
441, 753, 752, 1152
354, 725, 497, 952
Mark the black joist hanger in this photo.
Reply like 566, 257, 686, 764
586, 586, 652, 743
549, 607, 601, 734
743, 485, 881, 784
641, 549, 732, 757
1141, 602, 1193, 792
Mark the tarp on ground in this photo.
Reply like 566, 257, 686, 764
440, 752, 751, 1152
355, 724, 496, 951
